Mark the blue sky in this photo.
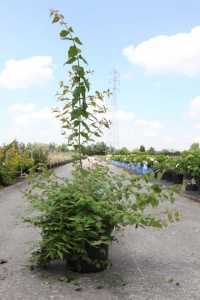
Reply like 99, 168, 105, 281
1, 0, 200, 150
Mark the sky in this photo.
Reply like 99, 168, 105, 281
1, 0, 200, 150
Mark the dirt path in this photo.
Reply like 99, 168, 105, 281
0, 164, 200, 299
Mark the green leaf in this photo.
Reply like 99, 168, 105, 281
68, 26, 74, 33
149, 194, 159, 208
74, 37, 82, 45
79, 55, 88, 65
60, 30, 70, 38
80, 132, 89, 139
68, 46, 80, 59
82, 100, 87, 111
72, 65, 85, 77
94, 132, 101, 137
90, 240, 103, 246
73, 120, 81, 127
57, 250, 64, 260
83, 78, 90, 91
80, 85, 86, 99
81, 121, 90, 132
151, 184, 162, 193
52, 15, 60, 23
73, 86, 82, 100
71, 108, 82, 120
65, 56, 77, 65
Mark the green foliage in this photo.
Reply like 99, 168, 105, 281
190, 142, 199, 151
139, 145, 146, 152
50, 10, 111, 168
114, 147, 129, 155
110, 149, 200, 189
148, 147, 156, 155
178, 150, 200, 179
29, 144, 48, 165
0, 141, 72, 187
0, 141, 33, 185
23, 10, 180, 273
24, 165, 178, 267
82, 142, 109, 156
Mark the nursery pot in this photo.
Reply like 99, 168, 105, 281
185, 183, 198, 192
172, 172, 183, 184
161, 170, 174, 182
67, 243, 109, 273
184, 173, 192, 180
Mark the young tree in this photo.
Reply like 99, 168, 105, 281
50, 10, 110, 168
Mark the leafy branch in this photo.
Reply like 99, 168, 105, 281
50, 10, 111, 168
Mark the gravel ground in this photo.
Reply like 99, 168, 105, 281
0, 164, 200, 300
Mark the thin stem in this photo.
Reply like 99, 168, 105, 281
69, 31, 82, 169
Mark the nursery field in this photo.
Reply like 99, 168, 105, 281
0, 141, 73, 187
1, 5, 200, 300
1, 163, 200, 300
109, 149, 200, 195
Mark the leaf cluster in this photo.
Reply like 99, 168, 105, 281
0, 141, 33, 185
24, 166, 179, 266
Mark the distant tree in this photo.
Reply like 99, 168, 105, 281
82, 142, 109, 156
57, 144, 69, 152
139, 145, 146, 152
114, 147, 129, 155
148, 147, 156, 154
49, 143, 56, 152
190, 143, 200, 151
29, 143, 49, 165
93, 142, 108, 155
159, 149, 181, 156
18, 142, 25, 153
108, 145, 115, 154
120, 147, 129, 154
160, 149, 170, 155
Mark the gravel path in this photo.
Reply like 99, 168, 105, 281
0, 164, 200, 300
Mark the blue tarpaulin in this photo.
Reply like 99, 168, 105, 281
111, 160, 153, 175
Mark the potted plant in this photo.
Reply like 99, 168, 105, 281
24, 10, 180, 273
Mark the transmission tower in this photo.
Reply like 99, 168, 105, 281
110, 69, 120, 149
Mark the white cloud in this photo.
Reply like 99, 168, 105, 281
8, 103, 35, 114
189, 96, 200, 119
0, 56, 53, 89
5, 102, 64, 144
109, 109, 135, 121
123, 26, 200, 75
9, 103, 52, 125
3, 105, 196, 150
134, 119, 162, 137
194, 137, 200, 143
104, 109, 199, 150
134, 119, 161, 129
104, 109, 163, 148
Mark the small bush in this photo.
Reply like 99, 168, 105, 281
24, 165, 179, 270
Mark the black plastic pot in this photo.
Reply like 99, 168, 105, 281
67, 244, 109, 273
161, 170, 174, 182
172, 173, 183, 184
184, 173, 193, 180
185, 183, 199, 191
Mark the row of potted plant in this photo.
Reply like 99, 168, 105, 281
0, 141, 72, 186
110, 150, 200, 190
